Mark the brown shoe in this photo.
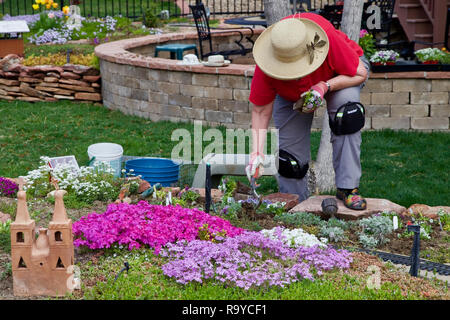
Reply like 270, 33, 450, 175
336, 188, 367, 210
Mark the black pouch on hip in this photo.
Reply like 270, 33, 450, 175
329, 101, 365, 135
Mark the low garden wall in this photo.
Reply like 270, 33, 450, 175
0, 56, 102, 103
96, 30, 450, 131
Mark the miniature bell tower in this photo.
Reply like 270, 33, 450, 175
11, 179, 75, 296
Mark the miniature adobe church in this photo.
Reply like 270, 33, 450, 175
10, 179, 74, 296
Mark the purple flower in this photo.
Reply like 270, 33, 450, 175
161, 231, 353, 290
0, 177, 19, 197
360, 29, 369, 38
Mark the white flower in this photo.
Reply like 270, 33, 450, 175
261, 227, 327, 248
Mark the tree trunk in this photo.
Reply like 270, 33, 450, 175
263, 0, 291, 26
313, 0, 364, 194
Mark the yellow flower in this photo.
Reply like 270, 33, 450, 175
48, 0, 54, 4
35, 0, 42, 4
62, 5, 70, 15
46, 4, 51, 9
32, 3, 39, 10
52, 2, 58, 8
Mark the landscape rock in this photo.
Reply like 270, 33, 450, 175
138, 180, 151, 193
189, 188, 223, 202
0, 85, 20, 92
27, 65, 64, 74
46, 72, 60, 78
0, 78, 19, 86
402, 204, 450, 219
0, 212, 11, 223
289, 195, 406, 220
44, 77, 59, 83
63, 64, 99, 76
61, 84, 96, 92
18, 77, 41, 83
263, 193, 299, 210
19, 82, 51, 98
83, 75, 101, 82
0, 95, 14, 100
4, 63, 23, 73
233, 193, 251, 201
53, 95, 75, 100
74, 92, 102, 101
16, 96, 42, 102
3, 72, 19, 78
0, 54, 22, 71
61, 71, 81, 80
59, 78, 90, 87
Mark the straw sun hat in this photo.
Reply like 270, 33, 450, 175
253, 17, 329, 80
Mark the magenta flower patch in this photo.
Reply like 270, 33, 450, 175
72, 201, 243, 252
0, 177, 19, 197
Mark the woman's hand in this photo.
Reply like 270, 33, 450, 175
248, 101, 273, 182
246, 152, 264, 181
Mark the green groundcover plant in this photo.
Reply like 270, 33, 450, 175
22, 156, 121, 204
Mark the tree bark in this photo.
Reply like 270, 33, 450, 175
263, 0, 291, 26
313, 0, 364, 194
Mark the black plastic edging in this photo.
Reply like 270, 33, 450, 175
348, 247, 450, 276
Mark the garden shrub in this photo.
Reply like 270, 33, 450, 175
319, 226, 346, 243
326, 217, 350, 230
358, 215, 393, 246
358, 233, 379, 249
274, 211, 323, 227
142, 3, 162, 28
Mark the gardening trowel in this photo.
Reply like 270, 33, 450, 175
249, 168, 262, 210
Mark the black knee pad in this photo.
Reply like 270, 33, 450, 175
329, 101, 365, 136
277, 149, 309, 179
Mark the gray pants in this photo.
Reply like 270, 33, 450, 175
273, 57, 370, 202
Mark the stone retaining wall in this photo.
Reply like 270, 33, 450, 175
0, 55, 102, 103
96, 31, 450, 131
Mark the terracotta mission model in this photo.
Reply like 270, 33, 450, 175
10, 180, 75, 296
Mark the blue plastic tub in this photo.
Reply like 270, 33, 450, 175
125, 158, 180, 187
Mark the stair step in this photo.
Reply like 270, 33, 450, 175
406, 18, 430, 23
399, 4, 421, 8
414, 33, 433, 38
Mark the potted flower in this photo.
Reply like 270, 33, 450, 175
370, 50, 399, 66
414, 48, 445, 64
358, 29, 376, 59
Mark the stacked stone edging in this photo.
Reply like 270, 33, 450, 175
0, 54, 102, 103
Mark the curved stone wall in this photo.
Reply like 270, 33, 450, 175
96, 30, 450, 131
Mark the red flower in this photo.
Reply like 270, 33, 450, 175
407, 221, 413, 226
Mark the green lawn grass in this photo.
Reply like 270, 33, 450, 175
0, 100, 448, 207
1, 0, 181, 18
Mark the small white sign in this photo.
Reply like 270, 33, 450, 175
0, 20, 30, 34
393, 216, 399, 230
48, 155, 80, 172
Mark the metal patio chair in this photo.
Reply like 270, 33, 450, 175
189, 2, 254, 61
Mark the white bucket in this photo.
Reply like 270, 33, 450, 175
87, 143, 123, 177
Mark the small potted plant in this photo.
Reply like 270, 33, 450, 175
370, 50, 399, 66
414, 47, 445, 64
358, 29, 376, 59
